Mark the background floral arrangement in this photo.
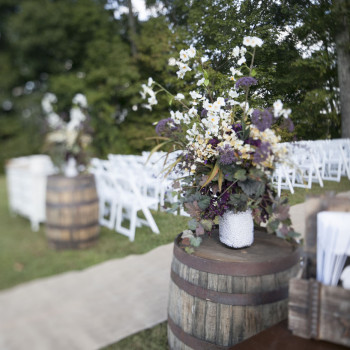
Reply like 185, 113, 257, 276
42, 93, 93, 175
140, 36, 298, 246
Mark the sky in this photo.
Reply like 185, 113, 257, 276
112, 0, 162, 21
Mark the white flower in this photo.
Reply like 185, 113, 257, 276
243, 36, 263, 48
141, 104, 153, 111
197, 78, 205, 86
188, 107, 198, 117
147, 77, 154, 87
250, 36, 264, 47
243, 36, 252, 46
175, 93, 185, 101
148, 95, 158, 106
189, 91, 202, 99
177, 71, 185, 79
168, 57, 177, 66
132, 105, 138, 111
237, 56, 246, 65
273, 99, 283, 117
240, 47, 247, 56
281, 108, 292, 119
41, 92, 57, 114
46, 112, 63, 129
179, 49, 190, 62
229, 67, 243, 78
232, 46, 240, 58
215, 97, 226, 107
228, 89, 239, 98
188, 45, 196, 58
72, 93, 88, 108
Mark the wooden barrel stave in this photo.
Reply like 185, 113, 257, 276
45, 174, 99, 249
168, 230, 301, 349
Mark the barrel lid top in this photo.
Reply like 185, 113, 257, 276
174, 229, 301, 276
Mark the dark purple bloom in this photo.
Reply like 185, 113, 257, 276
155, 118, 179, 136
253, 141, 271, 164
235, 77, 258, 89
231, 123, 242, 133
251, 109, 273, 131
208, 138, 220, 148
218, 144, 237, 165
201, 109, 208, 118
245, 137, 262, 148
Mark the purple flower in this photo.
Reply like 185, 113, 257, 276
208, 138, 220, 148
155, 118, 179, 136
235, 77, 258, 89
218, 145, 237, 165
251, 109, 273, 132
253, 141, 271, 164
201, 109, 208, 118
231, 123, 242, 133
245, 137, 262, 148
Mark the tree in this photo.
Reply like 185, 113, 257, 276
334, 0, 350, 137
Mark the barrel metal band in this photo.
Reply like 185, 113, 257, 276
48, 234, 99, 249
168, 316, 229, 350
46, 198, 98, 208
171, 270, 288, 306
173, 239, 301, 277
46, 221, 99, 230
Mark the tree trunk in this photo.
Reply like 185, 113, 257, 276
335, 0, 350, 138
127, 0, 137, 57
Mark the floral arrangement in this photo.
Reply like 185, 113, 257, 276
140, 36, 298, 246
42, 93, 92, 175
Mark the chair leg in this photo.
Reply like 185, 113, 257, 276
141, 207, 160, 234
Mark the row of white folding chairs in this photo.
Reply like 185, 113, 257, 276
90, 158, 160, 242
272, 139, 350, 196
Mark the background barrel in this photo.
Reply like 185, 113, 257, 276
45, 174, 99, 249
168, 229, 301, 349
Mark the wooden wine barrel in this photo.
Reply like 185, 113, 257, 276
168, 229, 301, 349
45, 174, 99, 249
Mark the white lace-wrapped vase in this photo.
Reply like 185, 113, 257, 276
219, 209, 254, 248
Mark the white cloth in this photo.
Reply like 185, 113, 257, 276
317, 211, 350, 286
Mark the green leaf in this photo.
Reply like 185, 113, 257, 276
203, 70, 209, 79
185, 247, 195, 254
200, 219, 213, 231
197, 196, 211, 210
204, 79, 210, 86
233, 169, 247, 181
190, 236, 202, 247
251, 69, 257, 77
169, 98, 173, 106
238, 179, 265, 197
188, 219, 197, 230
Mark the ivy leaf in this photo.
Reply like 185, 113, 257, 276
267, 219, 280, 233
238, 179, 265, 197
200, 219, 213, 231
233, 169, 247, 181
188, 219, 197, 230
198, 196, 211, 210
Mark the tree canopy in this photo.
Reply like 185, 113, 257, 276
0, 0, 348, 171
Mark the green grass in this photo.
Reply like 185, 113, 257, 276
0, 175, 188, 291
